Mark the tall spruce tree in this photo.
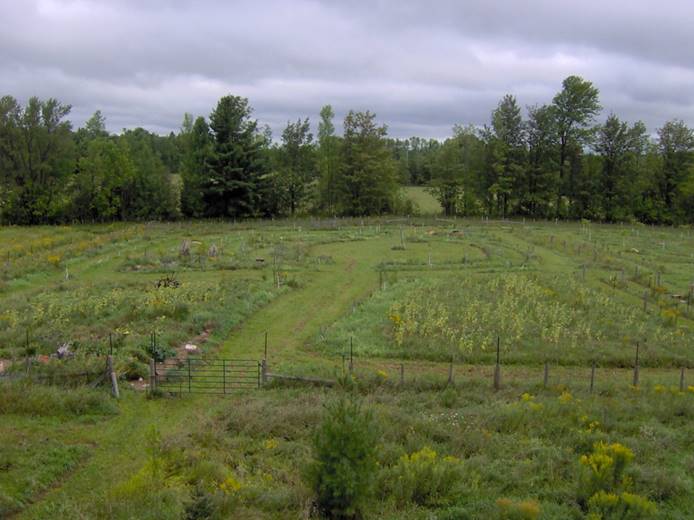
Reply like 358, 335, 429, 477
204, 95, 264, 218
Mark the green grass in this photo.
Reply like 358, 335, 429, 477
0, 382, 117, 516
2, 219, 694, 518
403, 186, 442, 215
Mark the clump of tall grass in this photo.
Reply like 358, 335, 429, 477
0, 381, 117, 416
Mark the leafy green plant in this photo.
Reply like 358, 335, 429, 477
306, 394, 378, 519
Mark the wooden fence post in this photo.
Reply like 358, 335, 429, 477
493, 336, 501, 390
633, 342, 640, 387
590, 361, 596, 394
447, 357, 454, 385
149, 358, 156, 396
25, 329, 31, 375
400, 363, 404, 385
680, 367, 686, 392
543, 362, 549, 388
349, 337, 354, 374
261, 359, 268, 386
106, 355, 119, 398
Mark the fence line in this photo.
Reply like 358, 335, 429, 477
3, 332, 690, 399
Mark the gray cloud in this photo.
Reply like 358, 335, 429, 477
2, 0, 694, 138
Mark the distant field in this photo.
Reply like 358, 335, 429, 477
2, 219, 694, 518
403, 186, 442, 215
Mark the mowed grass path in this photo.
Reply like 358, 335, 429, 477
17, 237, 391, 518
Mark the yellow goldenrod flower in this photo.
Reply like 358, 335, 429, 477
558, 391, 573, 403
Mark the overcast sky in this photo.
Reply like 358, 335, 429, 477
2, 0, 694, 139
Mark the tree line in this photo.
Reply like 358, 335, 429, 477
1, 75, 694, 225
403, 76, 694, 224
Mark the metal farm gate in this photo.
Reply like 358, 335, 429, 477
154, 357, 261, 395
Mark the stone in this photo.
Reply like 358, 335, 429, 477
56, 343, 72, 359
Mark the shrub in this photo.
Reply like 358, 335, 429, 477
306, 394, 378, 519
578, 442, 634, 504
587, 490, 656, 519
577, 441, 656, 518
381, 446, 463, 506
